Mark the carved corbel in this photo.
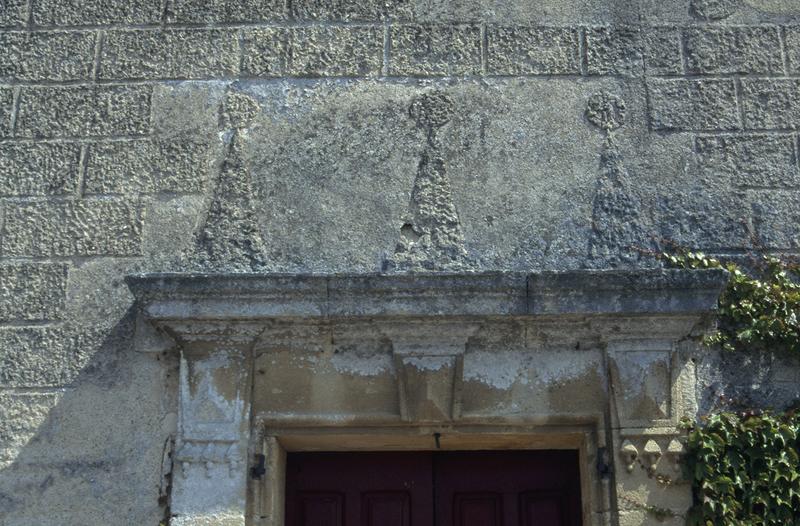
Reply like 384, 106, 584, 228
133, 308, 177, 353
382, 322, 478, 423
606, 339, 679, 432
169, 341, 254, 525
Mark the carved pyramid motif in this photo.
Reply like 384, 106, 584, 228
586, 92, 650, 267
192, 90, 270, 272
385, 92, 477, 272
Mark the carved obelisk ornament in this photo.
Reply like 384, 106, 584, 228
385, 91, 477, 272
193, 90, 270, 272
585, 92, 648, 267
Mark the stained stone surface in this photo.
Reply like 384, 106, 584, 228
1, 0, 800, 524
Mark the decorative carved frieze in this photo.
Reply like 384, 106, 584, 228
175, 438, 242, 479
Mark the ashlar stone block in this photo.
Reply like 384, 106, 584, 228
0, 327, 97, 387
749, 189, 800, 249
741, 79, 800, 130
292, 0, 414, 21
85, 139, 210, 194
165, 0, 287, 23
648, 79, 738, 131
656, 190, 752, 250
0, 88, 12, 137
487, 26, 580, 75
695, 134, 799, 188
100, 29, 240, 80
15, 85, 151, 138
585, 26, 643, 76
643, 27, 683, 75
2, 199, 143, 257
242, 27, 383, 78
684, 26, 783, 75
289, 27, 383, 77
0, 142, 82, 196
390, 24, 482, 76
0, 0, 27, 27
0, 263, 67, 323
0, 392, 62, 463
241, 28, 290, 77
31, 0, 163, 26
786, 28, 800, 74
0, 31, 96, 82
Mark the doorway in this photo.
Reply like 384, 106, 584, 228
285, 450, 582, 525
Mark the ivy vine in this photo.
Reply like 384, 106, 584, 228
659, 250, 800, 524
661, 251, 800, 354
682, 410, 800, 525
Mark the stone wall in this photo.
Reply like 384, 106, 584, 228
1, 0, 800, 524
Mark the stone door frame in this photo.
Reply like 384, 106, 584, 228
253, 424, 599, 526
127, 269, 727, 526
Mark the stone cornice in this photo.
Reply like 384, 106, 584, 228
126, 269, 728, 322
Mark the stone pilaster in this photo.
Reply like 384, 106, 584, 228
170, 340, 254, 526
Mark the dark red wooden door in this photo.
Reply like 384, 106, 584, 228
434, 450, 582, 526
286, 452, 434, 526
285, 450, 581, 526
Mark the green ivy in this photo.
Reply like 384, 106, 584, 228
661, 251, 800, 354
659, 251, 800, 524
683, 411, 800, 525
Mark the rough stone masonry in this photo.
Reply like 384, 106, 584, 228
1, 0, 800, 524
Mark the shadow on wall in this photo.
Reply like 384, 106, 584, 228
0, 309, 178, 525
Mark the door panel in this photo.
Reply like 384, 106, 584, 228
296, 492, 343, 526
286, 452, 433, 526
453, 493, 503, 526
434, 450, 582, 526
520, 493, 565, 526
362, 492, 411, 526
285, 450, 581, 526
